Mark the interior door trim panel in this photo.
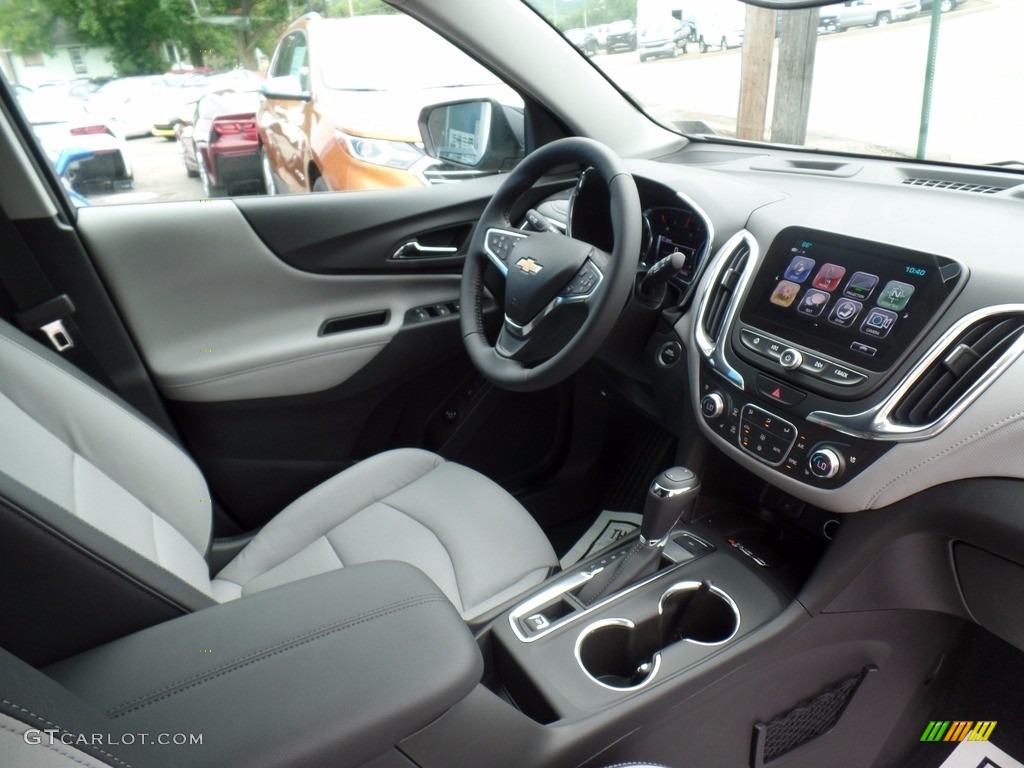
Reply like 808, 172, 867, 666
77, 202, 462, 402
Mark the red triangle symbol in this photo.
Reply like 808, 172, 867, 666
772, 387, 782, 399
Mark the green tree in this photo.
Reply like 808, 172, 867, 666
0, 0, 59, 56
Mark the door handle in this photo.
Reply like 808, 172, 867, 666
391, 240, 460, 260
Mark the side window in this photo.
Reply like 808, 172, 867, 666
4, 0, 523, 206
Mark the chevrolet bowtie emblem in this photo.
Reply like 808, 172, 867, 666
515, 257, 543, 275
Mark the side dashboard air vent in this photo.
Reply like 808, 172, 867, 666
891, 313, 1024, 426
701, 242, 751, 343
902, 178, 1006, 195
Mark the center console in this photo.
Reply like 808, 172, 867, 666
491, 520, 789, 720
693, 226, 968, 491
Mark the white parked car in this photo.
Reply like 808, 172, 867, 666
17, 92, 133, 192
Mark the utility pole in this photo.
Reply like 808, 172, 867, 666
771, 7, 819, 145
737, 5, 776, 142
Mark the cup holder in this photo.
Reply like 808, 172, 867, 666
574, 580, 740, 691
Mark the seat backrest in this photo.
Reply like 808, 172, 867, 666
0, 318, 216, 665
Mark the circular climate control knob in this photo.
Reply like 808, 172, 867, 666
779, 348, 803, 371
808, 447, 843, 479
700, 392, 725, 420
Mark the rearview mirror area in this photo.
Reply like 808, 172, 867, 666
419, 99, 524, 173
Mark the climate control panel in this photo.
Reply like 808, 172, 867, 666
698, 370, 887, 488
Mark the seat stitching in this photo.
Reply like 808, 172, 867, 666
223, 453, 445, 582
0, 701, 132, 767
375, 498, 465, 612
106, 594, 445, 718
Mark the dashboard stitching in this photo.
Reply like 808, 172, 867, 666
867, 408, 1024, 507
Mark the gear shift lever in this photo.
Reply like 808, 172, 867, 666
577, 467, 701, 606
640, 467, 700, 544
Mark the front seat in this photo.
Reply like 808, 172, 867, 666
0, 316, 557, 665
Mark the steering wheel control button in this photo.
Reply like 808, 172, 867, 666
756, 375, 806, 407
560, 261, 602, 298
658, 341, 683, 368
700, 392, 725, 419
484, 228, 527, 270
820, 363, 866, 386
809, 447, 844, 479
739, 404, 797, 466
778, 348, 803, 370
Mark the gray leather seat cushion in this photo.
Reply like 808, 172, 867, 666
213, 448, 557, 620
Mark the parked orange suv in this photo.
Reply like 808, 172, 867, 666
258, 13, 522, 194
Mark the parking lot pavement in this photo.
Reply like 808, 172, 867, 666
88, 135, 204, 205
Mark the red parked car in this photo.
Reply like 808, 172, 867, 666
176, 90, 264, 197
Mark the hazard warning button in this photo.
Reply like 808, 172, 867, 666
756, 374, 806, 407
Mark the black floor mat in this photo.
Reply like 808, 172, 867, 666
902, 624, 1024, 768
599, 422, 676, 513
541, 419, 675, 559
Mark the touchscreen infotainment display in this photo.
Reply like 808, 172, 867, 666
740, 227, 963, 373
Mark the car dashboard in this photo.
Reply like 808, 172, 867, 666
566, 142, 1024, 518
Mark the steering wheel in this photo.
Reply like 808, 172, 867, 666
460, 137, 642, 392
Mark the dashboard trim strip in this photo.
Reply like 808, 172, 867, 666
694, 230, 759, 391
808, 304, 1024, 442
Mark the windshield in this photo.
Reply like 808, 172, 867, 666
526, 0, 1020, 169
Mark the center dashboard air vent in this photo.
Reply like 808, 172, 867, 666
695, 232, 757, 390
890, 312, 1024, 427
701, 240, 751, 343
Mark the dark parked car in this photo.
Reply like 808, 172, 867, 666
604, 19, 637, 51
176, 90, 264, 197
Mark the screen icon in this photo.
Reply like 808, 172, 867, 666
770, 280, 800, 308
797, 289, 830, 317
784, 256, 816, 284
812, 263, 846, 292
843, 272, 879, 302
860, 307, 898, 338
828, 298, 863, 327
877, 280, 915, 312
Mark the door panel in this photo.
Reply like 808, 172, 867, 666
78, 200, 464, 402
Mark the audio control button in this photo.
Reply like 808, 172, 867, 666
820, 364, 866, 387
799, 354, 830, 377
779, 348, 803, 370
764, 339, 785, 360
740, 329, 768, 355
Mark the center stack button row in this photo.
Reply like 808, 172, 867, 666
739, 329, 867, 387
